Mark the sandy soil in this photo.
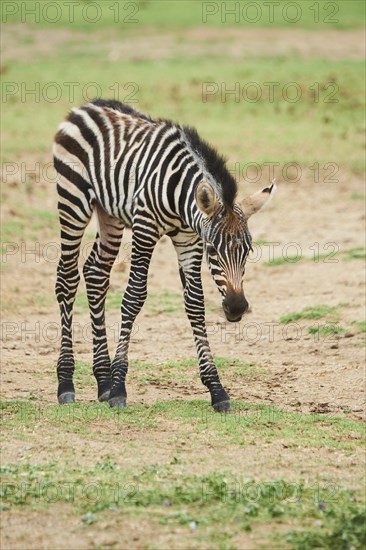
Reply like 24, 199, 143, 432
2, 163, 365, 418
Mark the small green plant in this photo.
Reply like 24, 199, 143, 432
145, 291, 183, 314
344, 247, 366, 260
73, 360, 94, 386
280, 304, 338, 324
265, 255, 303, 266
350, 192, 366, 201
1, 220, 25, 241
286, 504, 366, 550
308, 324, 345, 336
253, 239, 272, 245
265, 247, 365, 267
350, 320, 366, 333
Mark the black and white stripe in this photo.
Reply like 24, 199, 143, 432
54, 99, 273, 411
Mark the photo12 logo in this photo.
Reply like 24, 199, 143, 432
0, 480, 139, 506
1, 81, 139, 104
1, 2, 140, 24
201, 2, 340, 24
202, 81, 339, 104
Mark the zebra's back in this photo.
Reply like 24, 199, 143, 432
53, 100, 183, 228
53, 99, 239, 236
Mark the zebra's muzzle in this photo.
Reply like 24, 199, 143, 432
222, 290, 249, 323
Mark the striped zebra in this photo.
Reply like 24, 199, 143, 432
53, 99, 275, 412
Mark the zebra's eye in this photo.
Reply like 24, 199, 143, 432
206, 243, 216, 256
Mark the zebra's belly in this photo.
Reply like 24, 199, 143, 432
93, 197, 133, 228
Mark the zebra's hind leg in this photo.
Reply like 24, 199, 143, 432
83, 206, 124, 402
56, 204, 92, 404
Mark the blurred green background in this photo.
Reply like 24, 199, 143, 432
2, 0, 365, 175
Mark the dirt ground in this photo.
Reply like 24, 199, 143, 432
2, 157, 365, 418
1, 23, 365, 417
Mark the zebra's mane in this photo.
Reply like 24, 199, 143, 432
181, 126, 237, 210
90, 99, 238, 210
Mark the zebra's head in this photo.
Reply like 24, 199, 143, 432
196, 179, 276, 322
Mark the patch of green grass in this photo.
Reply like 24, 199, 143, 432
0, 459, 364, 549
0, 400, 158, 433
344, 247, 366, 260
74, 290, 184, 314
131, 358, 198, 372
209, 357, 269, 379
1, 397, 363, 451
1, 207, 58, 243
253, 239, 272, 245
32, 294, 52, 306
350, 320, 366, 333
265, 247, 365, 266
1, 394, 364, 548
74, 291, 91, 310
73, 360, 95, 387
285, 505, 366, 550
138, 371, 187, 384
213, 357, 255, 369
17, 34, 35, 45
145, 291, 183, 314
29, 208, 58, 229
350, 192, 366, 201
74, 289, 123, 311
131, 357, 258, 373
131, 357, 266, 386
1, 219, 25, 241
161, 400, 364, 450
265, 255, 303, 266
308, 324, 345, 337
130, 357, 196, 385
280, 304, 338, 324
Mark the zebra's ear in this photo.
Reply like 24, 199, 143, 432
240, 180, 277, 219
195, 180, 219, 217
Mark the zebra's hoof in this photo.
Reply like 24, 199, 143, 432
108, 396, 127, 408
58, 392, 75, 404
98, 390, 110, 402
212, 400, 231, 413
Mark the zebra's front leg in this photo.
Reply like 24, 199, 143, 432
185, 273, 230, 412
173, 236, 230, 412
109, 224, 158, 408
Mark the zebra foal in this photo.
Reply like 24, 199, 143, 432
54, 99, 275, 412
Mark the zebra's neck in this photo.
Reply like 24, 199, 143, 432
185, 196, 206, 237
